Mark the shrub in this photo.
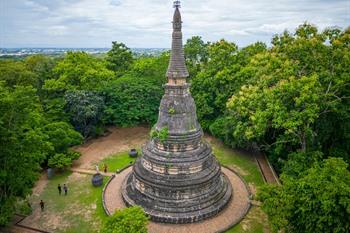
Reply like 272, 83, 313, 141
48, 153, 72, 169
101, 206, 149, 233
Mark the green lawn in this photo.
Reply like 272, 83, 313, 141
96, 149, 140, 173
28, 171, 108, 233
226, 206, 269, 233
210, 138, 265, 189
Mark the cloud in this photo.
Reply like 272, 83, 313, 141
0, 0, 349, 48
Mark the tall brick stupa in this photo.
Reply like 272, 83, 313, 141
121, 1, 232, 223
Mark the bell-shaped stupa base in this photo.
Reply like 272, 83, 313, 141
121, 140, 232, 224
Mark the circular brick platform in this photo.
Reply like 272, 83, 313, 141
103, 166, 251, 233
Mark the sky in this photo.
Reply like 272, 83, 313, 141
0, 0, 349, 48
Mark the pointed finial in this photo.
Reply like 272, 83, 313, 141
173, 0, 181, 8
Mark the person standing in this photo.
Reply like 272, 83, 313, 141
40, 200, 45, 211
58, 184, 62, 195
63, 184, 68, 195
104, 164, 108, 173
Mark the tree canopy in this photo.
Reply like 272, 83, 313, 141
258, 157, 350, 233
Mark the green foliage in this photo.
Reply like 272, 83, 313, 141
106, 42, 134, 75
150, 127, 169, 143
195, 24, 349, 168
47, 150, 81, 170
44, 51, 114, 92
190, 40, 266, 130
258, 157, 350, 233
184, 36, 209, 76
14, 198, 32, 215
101, 206, 149, 233
0, 60, 36, 87
65, 90, 105, 138
130, 52, 169, 83
168, 107, 175, 114
150, 127, 158, 139
103, 75, 163, 127
24, 55, 56, 95
48, 153, 72, 169
0, 84, 50, 225
43, 122, 83, 153
158, 127, 169, 143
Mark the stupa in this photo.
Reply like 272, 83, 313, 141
121, 0, 232, 224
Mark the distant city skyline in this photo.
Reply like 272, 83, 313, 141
1, 0, 349, 48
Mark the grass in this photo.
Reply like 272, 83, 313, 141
209, 137, 265, 189
226, 206, 269, 233
96, 149, 140, 173
28, 171, 108, 233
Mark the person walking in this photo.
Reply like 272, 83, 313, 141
40, 200, 45, 211
103, 164, 108, 173
58, 184, 62, 195
63, 184, 68, 195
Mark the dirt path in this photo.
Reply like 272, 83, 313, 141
73, 126, 149, 169
31, 173, 49, 199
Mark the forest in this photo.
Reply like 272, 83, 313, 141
0, 23, 349, 232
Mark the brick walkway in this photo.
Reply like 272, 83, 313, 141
254, 152, 280, 184
103, 167, 251, 233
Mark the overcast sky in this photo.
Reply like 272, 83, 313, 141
0, 0, 349, 48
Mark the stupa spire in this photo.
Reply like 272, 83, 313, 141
166, 0, 189, 80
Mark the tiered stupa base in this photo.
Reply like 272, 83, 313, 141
121, 139, 232, 224
122, 173, 232, 223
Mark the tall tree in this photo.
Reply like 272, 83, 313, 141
64, 90, 105, 138
0, 84, 50, 225
184, 36, 209, 75
103, 75, 163, 127
106, 42, 134, 76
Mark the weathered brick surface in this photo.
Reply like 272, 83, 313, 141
104, 167, 250, 233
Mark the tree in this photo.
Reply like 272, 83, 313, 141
44, 51, 114, 93
0, 60, 36, 88
24, 55, 56, 96
103, 75, 163, 127
106, 42, 134, 75
190, 40, 266, 130
0, 84, 50, 225
64, 90, 105, 138
184, 36, 209, 75
101, 206, 149, 233
130, 52, 169, 83
43, 122, 83, 153
258, 157, 350, 233
47, 151, 80, 170
43, 122, 83, 168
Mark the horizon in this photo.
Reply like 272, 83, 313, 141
1, 0, 349, 48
